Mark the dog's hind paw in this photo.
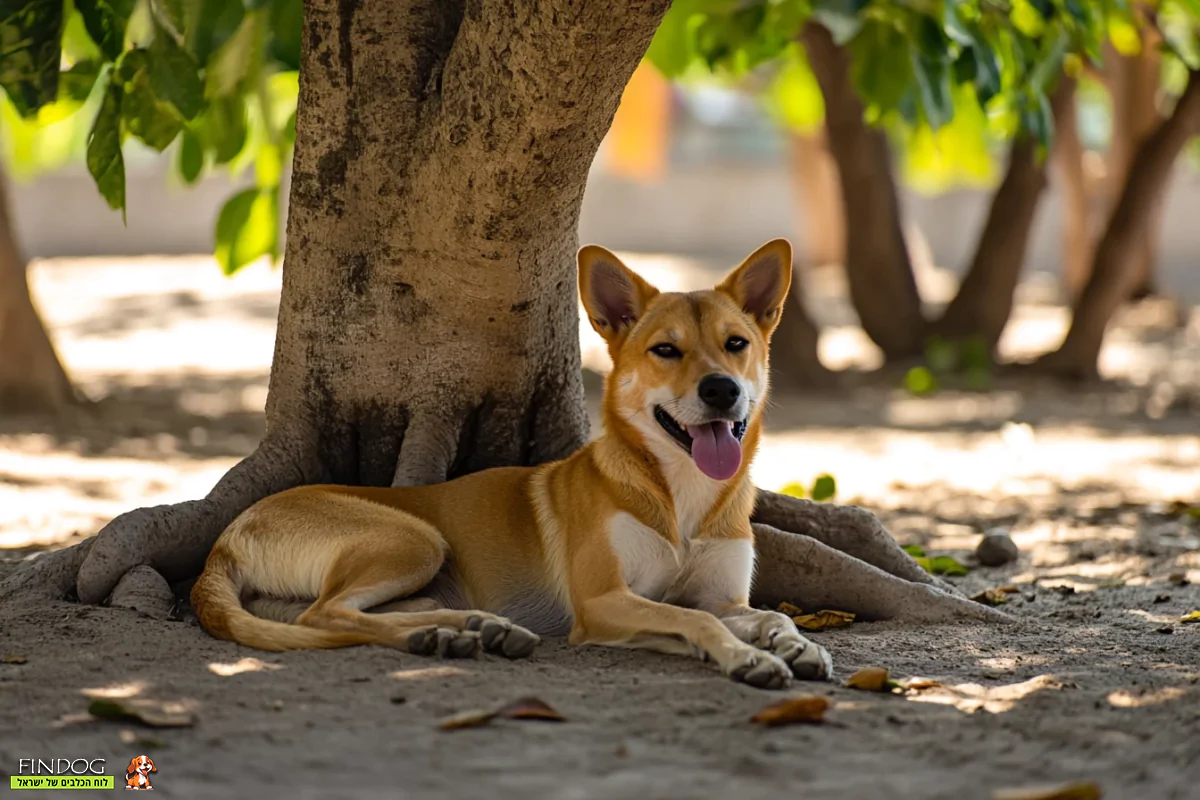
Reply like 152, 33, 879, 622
473, 618, 540, 659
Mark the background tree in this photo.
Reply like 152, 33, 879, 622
648, 0, 1200, 383
0, 0, 1003, 626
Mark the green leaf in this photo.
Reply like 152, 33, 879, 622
75, 0, 135, 61
178, 127, 203, 183
0, 0, 65, 116
214, 187, 278, 274
928, 556, 970, 576
645, 0, 704, 77
121, 73, 183, 151
193, 0, 248, 65
148, 17, 204, 120
767, 47, 825, 132
206, 11, 260, 97
1020, 90, 1054, 149
86, 72, 126, 221
904, 366, 938, 396
268, 0, 301, 70
779, 481, 806, 499
910, 50, 955, 129
198, 93, 247, 163
59, 59, 102, 103
902, 544, 927, 558
810, 474, 837, 502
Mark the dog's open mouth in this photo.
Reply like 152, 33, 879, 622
654, 406, 747, 481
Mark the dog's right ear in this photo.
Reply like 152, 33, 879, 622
578, 245, 659, 344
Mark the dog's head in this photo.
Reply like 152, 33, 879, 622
126, 755, 156, 776
579, 239, 792, 482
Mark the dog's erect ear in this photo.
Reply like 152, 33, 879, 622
717, 238, 793, 337
578, 245, 659, 343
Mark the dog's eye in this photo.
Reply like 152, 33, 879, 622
725, 336, 749, 353
650, 343, 682, 359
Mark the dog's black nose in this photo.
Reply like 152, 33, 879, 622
698, 374, 741, 411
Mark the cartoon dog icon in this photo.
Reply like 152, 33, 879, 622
124, 755, 156, 790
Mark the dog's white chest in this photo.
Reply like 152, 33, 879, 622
607, 512, 682, 600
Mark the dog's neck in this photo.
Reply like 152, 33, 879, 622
593, 408, 757, 540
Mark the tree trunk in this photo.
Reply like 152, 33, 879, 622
1107, 38, 1164, 300
0, 164, 77, 414
1036, 69, 1200, 380
1057, 84, 1094, 300
770, 272, 837, 391
787, 130, 843, 269
70, 0, 672, 603
801, 23, 925, 360
930, 81, 1074, 352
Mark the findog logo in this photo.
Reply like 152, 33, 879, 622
124, 755, 157, 791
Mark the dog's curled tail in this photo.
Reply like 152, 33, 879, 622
191, 551, 372, 651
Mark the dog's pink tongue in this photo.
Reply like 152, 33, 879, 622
687, 422, 742, 481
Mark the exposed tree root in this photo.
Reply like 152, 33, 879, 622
71, 439, 312, 605
750, 524, 1013, 623
753, 490, 961, 595
4, 449, 1010, 630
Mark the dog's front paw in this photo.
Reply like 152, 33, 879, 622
727, 647, 792, 690
770, 631, 833, 682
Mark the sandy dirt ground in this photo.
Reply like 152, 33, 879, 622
1, 255, 1199, 799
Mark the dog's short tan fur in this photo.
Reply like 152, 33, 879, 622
192, 239, 832, 688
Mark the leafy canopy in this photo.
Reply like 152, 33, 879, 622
647, 0, 1200, 163
0, 0, 300, 273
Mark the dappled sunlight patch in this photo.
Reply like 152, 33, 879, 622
390, 666, 469, 681
80, 680, 148, 699
1124, 609, 1182, 625
208, 657, 283, 677
1107, 687, 1187, 709
905, 674, 1065, 714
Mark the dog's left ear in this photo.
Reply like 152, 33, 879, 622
125, 759, 138, 776
147, 759, 156, 773
717, 238, 793, 337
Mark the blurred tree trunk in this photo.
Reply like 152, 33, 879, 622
1056, 81, 1096, 300
0, 164, 77, 414
1108, 37, 1164, 300
787, 129, 843, 269
930, 81, 1074, 352
771, 273, 836, 390
802, 23, 925, 361
1036, 68, 1200, 380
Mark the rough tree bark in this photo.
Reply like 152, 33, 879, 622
0, 164, 77, 414
1036, 68, 1200, 380
1, 1, 1002, 633
930, 82, 1074, 352
802, 23, 925, 361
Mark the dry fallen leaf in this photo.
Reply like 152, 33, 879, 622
496, 697, 565, 722
972, 586, 1021, 606
1180, 611, 1200, 624
991, 781, 1102, 800
845, 667, 903, 693
438, 708, 498, 730
750, 695, 830, 726
777, 601, 805, 617
1, 655, 28, 664
903, 678, 943, 692
792, 609, 856, 631
87, 698, 196, 728
440, 696, 565, 730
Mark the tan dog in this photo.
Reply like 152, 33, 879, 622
192, 239, 832, 689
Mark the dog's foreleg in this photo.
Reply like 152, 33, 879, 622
668, 538, 833, 682
571, 589, 793, 689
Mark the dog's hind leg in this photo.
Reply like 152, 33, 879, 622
293, 515, 539, 659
